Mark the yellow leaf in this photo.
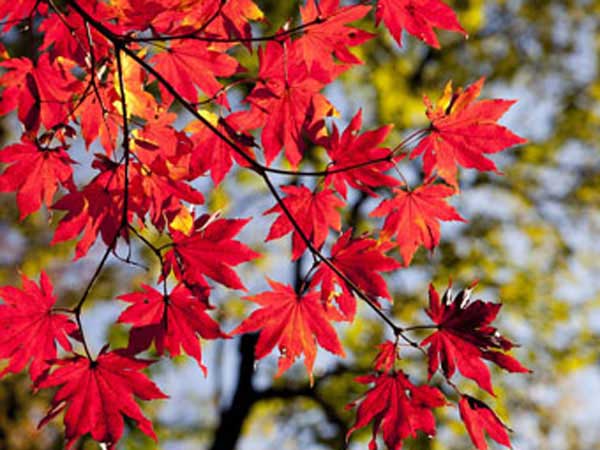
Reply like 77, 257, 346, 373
170, 207, 194, 235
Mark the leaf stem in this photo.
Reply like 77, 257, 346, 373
128, 225, 169, 297
403, 324, 438, 332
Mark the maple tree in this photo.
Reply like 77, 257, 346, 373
0, 0, 530, 449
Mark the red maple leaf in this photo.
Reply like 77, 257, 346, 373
323, 109, 400, 198
130, 131, 205, 230
373, 340, 399, 373
188, 112, 256, 185
459, 395, 512, 450
232, 279, 345, 381
219, 0, 264, 41
77, 78, 121, 154
0, 0, 41, 32
346, 371, 447, 449
134, 165, 204, 231
0, 53, 81, 131
118, 284, 226, 373
0, 136, 76, 219
39, 7, 111, 67
152, 2, 262, 46
151, 39, 239, 106
311, 230, 400, 321
165, 214, 260, 290
375, 0, 466, 48
245, 40, 334, 167
421, 282, 530, 395
37, 349, 167, 449
298, 0, 374, 72
0, 272, 76, 381
51, 155, 136, 259
370, 183, 465, 265
108, 0, 186, 33
264, 185, 345, 260
122, 1, 230, 38
411, 78, 526, 187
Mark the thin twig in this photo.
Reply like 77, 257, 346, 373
128, 225, 169, 297
73, 236, 117, 361
128, 17, 325, 44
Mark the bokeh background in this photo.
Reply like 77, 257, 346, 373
1, 0, 599, 449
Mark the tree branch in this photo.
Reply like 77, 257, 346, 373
209, 333, 258, 450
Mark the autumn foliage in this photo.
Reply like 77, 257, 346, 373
0, 0, 528, 449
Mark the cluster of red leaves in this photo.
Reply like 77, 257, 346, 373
0, 0, 528, 449
347, 283, 528, 450
348, 371, 447, 449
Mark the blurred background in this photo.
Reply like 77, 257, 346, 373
1, 0, 599, 449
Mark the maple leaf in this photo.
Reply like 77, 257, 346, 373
148, 186, 201, 230
51, 155, 136, 259
146, 1, 262, 45
346, 371, 447, 449
421, 282, 530, 395
0, 272, 76, 381
0, 53, 81, 131
39, 11, 86, 64
373, 340, 398, 373
131, 109, 181, 158
375, 0, 466, 48
134, 165, 204, 230
108, 0, 182, 33
151, 39, 239, 106
165, 214, 260, 290
130, 131, 205, 230
220, 0, 264, 41
264, 185, 345, 260
311, 230, 400, 321
245, 41, 335, 167
0, 136, 76, 219
232, 279, 345, 381
115, 50, 157, 120
298, 0, 374, 72
411, 78, 527, 187
118, 284, 226, 373
135, 0, 245, 39
77, 78, 121, 154
39, 8, 111, 67
370, 183, 465, 265
323, 109, 400, 198
126, 1, 219, 36
37, 349, 167, 449
188, 111, 256, 185
0, 0, 40, 32
459, 395, 512, 450
51, 160, 123, 259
